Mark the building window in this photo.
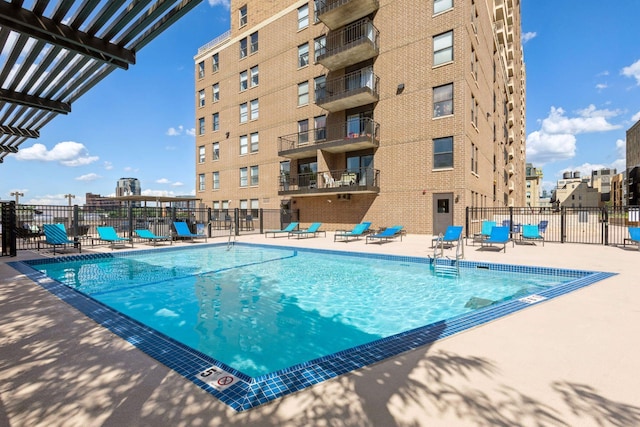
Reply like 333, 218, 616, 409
212, 53, 219, 72
298, 4, 309, 30
213, 83, 219, 102
198, 89, 205, 107
298, 43, 309, 67
433, 136, 453, 169
471, 143, 478, 173
240, 38, 247, 58
240, 102, 248, 123
471, 95, 478, 127
239, 5, 247, 27
198, 117, 205, 135
314, 115, 326, 141
250, 198, 259, 215
240, 70, 248, 91
198, 61, 204, 78
314, 75, 325, 102
298, 81, 309, 106
433, 30, 453, 65
240, 167, 248, 187
250, 31, 259, 54
213, 142, 219, 160
239, 135, 248, 155
212, 113, 219, 131
434, 0, 453, 14
250, 132, 259, 153
250, 99, 259, 120
213, 201, 220, 211
298, 119, 309, 144
198, 145, 205, 163
471, 1, 478, 34
250, 165, 259, 186
433, 83, 453, 117
314, 36, 326, 62
198, 173, 205, 191
250, 65, 259, 87
471, 46, 477, 80
213, 171, 220, 190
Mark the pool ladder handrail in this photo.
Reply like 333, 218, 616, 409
432, 233, 463, 276
227, 220, 236, 250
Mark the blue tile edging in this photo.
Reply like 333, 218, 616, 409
7, 243, 616, 412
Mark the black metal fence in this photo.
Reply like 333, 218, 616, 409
466, 206, 640, 246
1, 202, 300, 255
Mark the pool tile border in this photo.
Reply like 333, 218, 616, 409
8, 242, 616, 411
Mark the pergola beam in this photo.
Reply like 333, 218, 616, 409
0, 89, 71, 114
0, 125, 40, 139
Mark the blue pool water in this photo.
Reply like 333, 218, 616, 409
14, 243, 615, 411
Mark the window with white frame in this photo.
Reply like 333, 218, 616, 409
250, 198, 259, 215
198, 89, 205, 107
433, 30, 453, 65
212, 113, 219, 131
433, 83, 453, 117
250, 132, 259, 152
198, 173, 205, 191
250, 99, 259, 120
298, 43, 309, 67
239, 167, 248, 187
250, 165, 259, 186
471, 46, 477, 80
198, 61, 204, 78
222, 200, 229, 211
240, 38, 247, 58
240, 70, 248, 91
314, 75, 325, 102
239, 5, 247, 27
298, 81, 309, 106
239, 199, 248, 211
298, 4, 309, 30
198, 145, 205, 163
239, 135, 248, 155
471, 143, 478, 173
212, 142, 219, 160
213, 171, 220, 189
471, 94, 478, 127
314, 36, 326, 62
250, 31, 258, 53
212, 53, 219, 72
213, 83, 219, 102
213, 200, 220, 211
239, 103, 248, 123
433, 136, 453, 169
198, 117, 205, 135
250, 66, 259, 87
298, 119, 309, 144
434, 0, 453, 14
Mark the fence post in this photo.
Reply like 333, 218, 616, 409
465, 207, 469, 240
602, 207, 609, 246
560, 207, 566, 243
234, 208, 240, 236
128, 204, 134, 238
73, 204, 79, 237
259, 208, 264, 234
508, 206, 514, 234
207, 208, 212, 237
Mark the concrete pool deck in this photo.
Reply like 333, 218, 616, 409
1, 233, 639, 426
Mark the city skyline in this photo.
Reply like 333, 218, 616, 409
1, 0, 639, 205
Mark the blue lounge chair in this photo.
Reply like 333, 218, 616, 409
624, 226, 640, 250
265, 222, 299, 238
135, 229, 172, 246
334, 222, 371, 242
365, 225, 404, 244
288, 222, 326, 239
433, 225, 463, 249
39, 223, 80, 254
172, 221, 207, 242
97, 226, 133, 249
538, 220, 549, 234
521, 224, 544, 246
480, 226, 511, 252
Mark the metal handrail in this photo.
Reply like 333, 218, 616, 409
278, 118, 379, 152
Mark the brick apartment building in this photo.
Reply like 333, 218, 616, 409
193, 0, 526, 234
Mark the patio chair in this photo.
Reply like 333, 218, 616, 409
480, 226, 511, 252
366, 225, 404, 244
135, 229, 172, 246
432, 225, 464, 249
265, 222, 299, 238
97, 226, 134, 249
334, 222, 371, 242
288, 222, 326, 239
538, 220, 549, 234
39, 223, 81, 254
172, 221, 207, 243
520, 224, 544, 246
623, 226, 640, 250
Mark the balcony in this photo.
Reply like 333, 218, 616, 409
316, 0, 380, 30
508, 180, 515, 192
278, 118, 379, 159
494, 0, 506, 22
507, 78, 514, 94
506, 42, 514, 60
495, 19, 506, 44
316, 68, 379, 112
508, 111, 514, 128
317, 18, 379, 71
508, 130, 514, 144
508, 146, 514, 158
279, 167, 380, 197
508, 163, 515, 175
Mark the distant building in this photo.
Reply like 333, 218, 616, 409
591, 168, 616, 206
611, 171, 627, 208
85, 192, 121, 209
525, 163, 543, 208
626, 119, 640, 205
116, 178, 141, 207
551, 171, 600, 208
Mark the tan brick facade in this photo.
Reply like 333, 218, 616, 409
194, 0, 526, 234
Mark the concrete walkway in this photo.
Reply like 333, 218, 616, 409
1, 234, 639, 426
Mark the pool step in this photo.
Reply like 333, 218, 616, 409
432, 258, 459, 276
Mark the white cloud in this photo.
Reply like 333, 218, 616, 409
185, 128, 196, 137
141, 189, 174, 197
14, 141, 99, 166
166, 125, 184, 136
632, 111, 640, 122
123, 166, 139, 172
521, 32, 536, 43
595, 83, 607, 91
171, 181, 184, 187
208, 0, 230, 9
526, 131, 577, 164
541, 105, 621, 135
75, 173, 101, 181
621, 59, 640, 85
103, 161, 113, 170
156, 178, 171, 184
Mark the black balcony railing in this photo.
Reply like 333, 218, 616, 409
317, 18, 379, 68
279, 167, 380, 194
316, 68, 379, 109
278, 118, 379, 153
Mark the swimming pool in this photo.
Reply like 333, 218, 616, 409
12, 243, 615, 411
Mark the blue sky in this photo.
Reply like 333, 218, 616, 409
1, 0, 639, 205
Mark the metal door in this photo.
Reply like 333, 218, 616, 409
433, 193, 453, 235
